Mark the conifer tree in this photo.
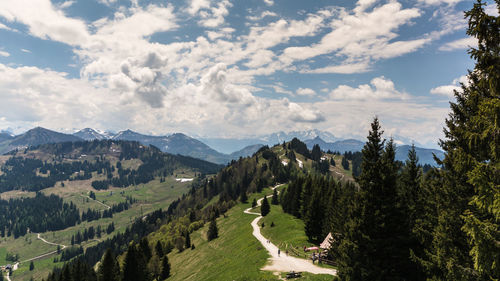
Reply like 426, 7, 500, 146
184, 232, 191, 249
251, 198, 257, 208
335, 118, 410, 281
311, 144, 322, 162
417, 2, 500, 280
160, 255, 170, 280
239, 188, 248, 203
207, 219, 218, 241
261, 196, 270, 216
29, 261, 34, 271
271, 188, 279, 205
97, 249, 119, 281
122, 242, 148, 281
155, 241, 164, 257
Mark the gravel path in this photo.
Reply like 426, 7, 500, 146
80, 194, 111, 209
244, 186, 337, 276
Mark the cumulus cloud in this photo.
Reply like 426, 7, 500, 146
430, 75, 468, 96
330, 77, 409, 100
0, 50, 9, 57
188, 0, 232, 28
0, 0, 90, 46
296, 88, 316, 96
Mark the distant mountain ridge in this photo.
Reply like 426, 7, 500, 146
0, 127, 443, 166
304, 136, 443, 166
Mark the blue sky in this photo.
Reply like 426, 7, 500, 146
0, 0, 497, 148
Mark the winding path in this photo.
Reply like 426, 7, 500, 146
80, 194, 111, 210
1, 233, 67, 280
244, 186, 337, 276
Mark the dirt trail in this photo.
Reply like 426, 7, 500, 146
244, 185, 337, 276
80, 194, 111, 209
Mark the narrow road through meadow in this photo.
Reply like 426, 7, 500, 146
244, 185, 337, 276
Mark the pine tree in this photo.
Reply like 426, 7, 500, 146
29, 261, 34, 271
97, 249, 119, 281
184, 232, 191, 249
251, 198, 257, 208
261, 196, 270, 216
160, 255, 170, 280
459, 2, 500, 279
341, 156, 349, 170
155, 241, 164, 257
311, 144, 322, 162
271, 188, 279, 205
207, 219, 218, 241
335, 118, 410, 281
122, 242, 148, 281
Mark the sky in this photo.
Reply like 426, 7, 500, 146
0, 0, 497, 149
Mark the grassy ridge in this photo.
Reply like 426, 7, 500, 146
166, 188, 334, 280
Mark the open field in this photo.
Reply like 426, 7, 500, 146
0, 167, 201, 281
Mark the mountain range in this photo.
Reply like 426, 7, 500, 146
0, 127, 443, 166
304, 136, 443, 165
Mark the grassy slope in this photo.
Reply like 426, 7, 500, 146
166, 188, 334, 281
0, 170, 197, 281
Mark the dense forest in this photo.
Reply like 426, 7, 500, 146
0, 193, 80, 238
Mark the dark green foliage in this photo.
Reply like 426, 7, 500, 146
184, 232, 191, 249
251, 198, 257, 208
239, 188, 248, 203
207, 219, 218, 241
0, 193, 79, 238
160, 255, 171, 280
261, 196, 270, 216
271, 188, 279, 205
155, 241, 164, 257
29, 261, 34, 271
289, 138, 311, 159
334, 119, 411, 281
60, 246, 84, 262
341, 155, 349, 170
97, 249, 119, 281
122, 242, 149, 281
311, 144, 322, 162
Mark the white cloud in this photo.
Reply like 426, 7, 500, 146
263, 0, 274, 6
59, 1, 75, 9
0, 22, 12, 31
20, 48, 31, 53
296, 88, 316, 96
0, 50, 9, 57
280, 1, 427, 71
300, 62, 371, 74
190, 0, 232, 28
0, 0, 90, 46
439, 37, 477, 51
330, 76, 409, 100
247, 11, 278, 21
417, 0, 463, 6
430, 75, 468, 96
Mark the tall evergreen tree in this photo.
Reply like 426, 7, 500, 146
122, 242, 149, 281
414, 2, 500, 280
459, 2, 499, 279
271, 188, 279, 205
334, 118, 410, 281
160, 255, 170, 280
207, 219, 218, 241
97, 249, 119, 281
155, 241, 164, 257
184, 232, 191, 249
261, 196, 270, 216
311, 144, 322, 162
